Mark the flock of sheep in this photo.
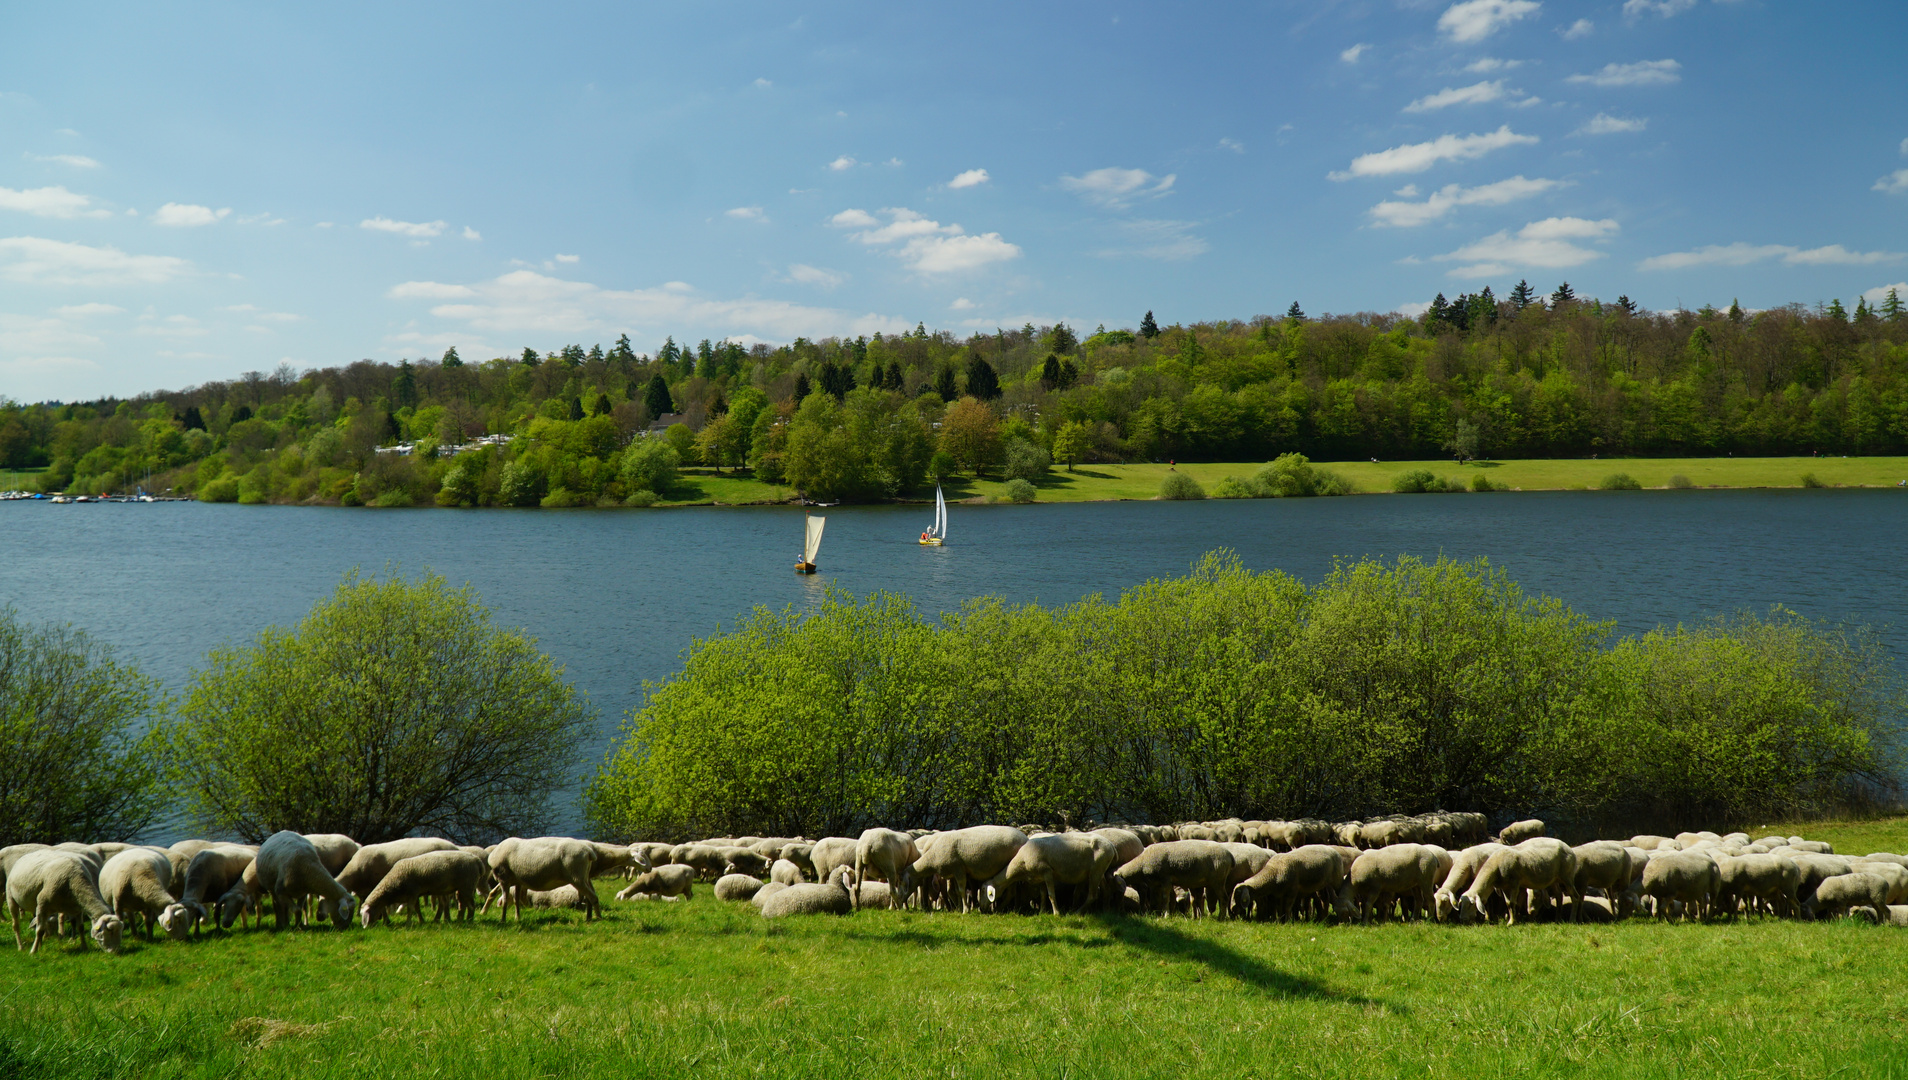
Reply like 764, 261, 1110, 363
8, 812, 1908, 955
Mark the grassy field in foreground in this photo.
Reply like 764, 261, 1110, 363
5, 818, 1907, 1080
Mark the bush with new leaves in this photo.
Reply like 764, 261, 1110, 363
169, 572, 592, 843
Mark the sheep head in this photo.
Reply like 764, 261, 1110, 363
92, 913, 124, 954
1454, 892, 1486, 924
217, 892, 250, 929
332, 894, 358, 929
158, 903, 192, 941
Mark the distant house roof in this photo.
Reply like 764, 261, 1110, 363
645, 412, 685, 433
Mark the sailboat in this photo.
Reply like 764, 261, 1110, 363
795, 512, 826, 574
918, 484, 947, 546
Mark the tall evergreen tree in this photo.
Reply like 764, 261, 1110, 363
965, 356, 1001, 400
1882, 287, 1906, 322
934, 364, 958, 402
1509, 279, 1535, 310
181, 405, 206, 431
1049, 322, 1078, 354
1139, 310, 1159, 339
593, 392, 613, 417
1550, 282, 1577, 307
1826, 298, 1848, 322
394, 360, 418, 409
1729, 299, 1745, 323
1617, 295, 1639, 316
441, 346, 462, 368
792, 372, 812, 402
643, 374, 674, 417
1428, 293, 1450, 325
1285, 301, 1305, 321
885, 361, 903, 391
611, 333, 635, 363
567, 396, 584, 421
1040, 353, 1064, 391
520, 347, 540, 367
587, 344, 604, 363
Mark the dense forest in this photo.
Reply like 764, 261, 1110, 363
3, 282, 1906, 505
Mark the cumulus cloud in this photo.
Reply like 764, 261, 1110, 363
1330, 126, 1536, 179
153, 203, 231, 227
386, 268, 910, 343
1058, 167, 1176, 208
1567, 59, 1681, 87
0, 185, 112, 219
1404, 79, 1538, 112
1638, 242, 1904, 271
1368, 175, 1561, 227
1464, 57, 1523, 73
387, 281, 476, 299
753, 77, 772, 88
1874, 169, 1908, 195
1438, 0, 1541, 43
949, 297, 976, 310
1560, 18, 1594, 38
828, 155, 858, 171
24, 153, 100, 168
948, 168, 990, 189
1340, 43, 1370, 63
1577, 113, 1648, 135
1435, 216, 1618, 276
463, 226, 482, 240
1096, 219, 1210, 261
236, 211, 286, 226
1863, 282, 1907, 304
0, 236, 191, 285
554, 254, 580, 264
785, 264, 846, 289
1395, 300, 1434, 318
828, 206, 1021, 273
361, 216, 445, 237
725, 205, 767, 220
1623, 0, 1697, 18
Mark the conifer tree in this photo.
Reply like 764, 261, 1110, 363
643, 374, 674, 417
594, 392, 613, 417
1883, 287, 1905, 322
1550, 283, 1576, 307
934, 364, 958, 402
965, 356, 1001, 400
1617, 295, 1639, 316
1729, 299, 1745, 323
885, 361, 903, 391
1285, 301, 1305, 321
792, 372, 812, 402
441, 346, 462, 368
1509, 279, 1535, 310
181, 405, 205, 431
567, 397, 584, 421
1139, 310, 1159, 339
1826, 298, 1848, 322
520, 347, 540, 367
1040, 353, 1063, 391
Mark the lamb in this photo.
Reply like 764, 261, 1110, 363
759, 866, 855, 918
1809, 873, 1892, 920
98, 848, 189, 942
1789, 853, 1854, 907
1433, 843, 1507, 922
1457, 839, 1581, 924
616, 864, 696, 901
1345, 845, 1444, 924
769, 859, 806, 886
1231, 845, 1347, 921
1640, 851, 1720, 921
1496, 819, 1546, 845
359, 850, 486, 926
1110, 839, 1234, 918
854, 881, 899, 909
714, 874, 765, 902
985, 832, 1120, 915
253, 831, 357, 930
630, 843, 676, 876
6, 850, 123, 954
852, 828, 920, 910
909, 826, 1028, 913
488, 837, 606, 922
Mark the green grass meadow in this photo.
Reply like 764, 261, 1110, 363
7, 818, 1908, 1079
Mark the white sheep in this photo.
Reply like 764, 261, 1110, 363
760, 866, 855, 918
750, 880, 790, 909
179, 845, 257, 934
911, 826, 1029, 913
1571, 842, 1635, 916
714, 874, 765, 902
1640, 850, 1720, 921
488, 837, 606, 922
1433, 843, 1507, 922
254, 831, 357, 930
1109, 839, 1233, 918
6, 850, 123, 954
98, 848, 189, 942
1496, 819, 1546, 845
852, 828, 920, 910
617, 864, 696, 901
1231, 845, 1348, 921
1457, 839, 1580, 924
360, 850, 487, 926
300, 834, 361, 876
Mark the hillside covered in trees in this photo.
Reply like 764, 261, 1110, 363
3, 283, 1907, 506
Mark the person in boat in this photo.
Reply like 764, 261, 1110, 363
921, 530, 929, 542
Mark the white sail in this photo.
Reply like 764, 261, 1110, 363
804, 514, 826, 564
934, 485, 947, 540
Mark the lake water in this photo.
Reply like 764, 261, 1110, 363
5, 489, 1905, 834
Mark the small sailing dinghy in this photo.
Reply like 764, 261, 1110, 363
796, 512, 826, 573
919, 484, 947, 546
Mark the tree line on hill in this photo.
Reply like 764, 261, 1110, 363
2, 283, 1905, 505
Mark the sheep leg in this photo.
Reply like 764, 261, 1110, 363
8, 901, 23, 950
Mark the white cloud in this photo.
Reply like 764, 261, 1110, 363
0, 236, 191, 286
387, 281, 475, 299
1577, 113, 1648, 135
463, 226, 482, 241
753, 77, 772, 88
236, 211, 286, 226
1058, 167, 1176, 208
1863, 282, 1907, 304
1396, 300, 1434, 317
1623, 0, 1697, 18
135, 313, 207, 339
1567, 59, 1681, 87
1900, 138, 1907, 156
1638, 242, 1904, 271
828, 155, 858, 171
1464, 57, 1523, 74
885, 158, 903, 167
1341, 43, 1370, 63
554, 254, 580, 264
1219, 138, 1245, 153
948, 168, 990, 189
24, 153, 100, 168
725, 205, 767, 220
785, 264, 846, 289
1404, 80, 1538, 112
828, 206, 1021, 273
1097, 219, 1209, 261
1330, 126, 1537, 179
1436, 216, 1618, 276
1560, 18, 1594, 38
388, 268, 910, 343
153, 203, 230, 227
1874, 169, 1908, 195
1438, 0, 1541, 43
0, 185, 112, 219
949, 297, 976, 310
1369, 174, 1561, 227
360, 216, 446, 238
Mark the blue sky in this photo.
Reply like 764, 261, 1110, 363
3, 0, 1905, 401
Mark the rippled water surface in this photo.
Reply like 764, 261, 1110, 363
5, 489, 1904, 830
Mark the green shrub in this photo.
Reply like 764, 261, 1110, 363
1599, 473, 1642, 491
198, 475, 240, 502
498, 459, 545, 506
1004, 478, 1037, 503
625, 489, 660, 507
620, 439, 680, 494
372, 487, 415, 508
1392, 469, 1461, 493
1158, 471, 1206, 500
1469, 472, 1506, 492
1209, 476, 1254, 499
1801, 472, 1826, 488
540, 487, 584, 508
928, 450, 957, 481
1669, 475, 1694, 489
1002, 439, 1051, 482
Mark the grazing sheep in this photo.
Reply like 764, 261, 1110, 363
180, 845, 257, 934
1809, 873, 1892, 920
617, 864, 696, 901
1433, 844, 1507, 923
337, 838, 458, 898
1848, 861, 1908, 905
910, 826, 1028, 913
488, 837, 606, 922
1231, 845, 1347, 921
852, 829, 920, 910
1356, 821, 1408, 849
0, 844, 52, 896
770, 859, 806, 886
716, 846, 770, 878
714, 874, 765, 902
1640, 851, 1720, 922
1091, 828, 1144, 867
360, 850, 485, 926
1458, 839, 1580, 924
1789, 853, 1854, 907
1571, 842, 1635, 914
253, 831, 357, 930
1496, 819, 1546, 845
300, 834, 361, 876
1715, 853, 1802, 918
1346, 845, 1445, 924
1221, 843, 1275, 890
629, 843, 676, 876
670, 844, 728, 881
1111, 840, 1234, 919
760, 866, 855, 918
854, 881, 899, 909
98, 848, 189, 942
6, 850, 123, 954
587, 842, 651, 880
985, 832, 1120, 916
779, 842, 817, 879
